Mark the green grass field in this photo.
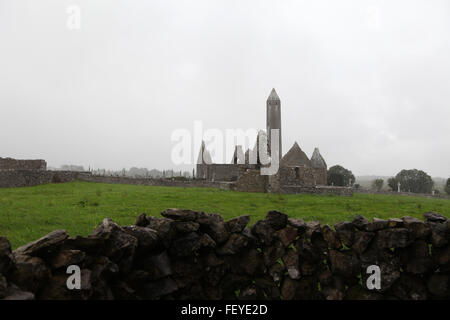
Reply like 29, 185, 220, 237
1, 181, 450, 249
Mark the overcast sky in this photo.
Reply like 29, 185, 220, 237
1, 0, 449, 177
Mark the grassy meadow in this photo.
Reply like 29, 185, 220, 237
1, 181, 450, 249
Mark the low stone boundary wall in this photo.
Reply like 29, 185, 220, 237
0, 170, 352, 196
355, 189, 450, 199
0, 171, 228, 189
0, 170, 82, 188
0, 157, 46, 171
281, 185, 353, 196
0, 210, 448, 300
76, 174, 227, 189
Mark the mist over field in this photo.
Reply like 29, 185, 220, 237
0, 0, 449, 178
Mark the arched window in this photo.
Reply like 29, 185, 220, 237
295, 166, 300, 179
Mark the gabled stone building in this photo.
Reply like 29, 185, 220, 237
196, 89, 332, 194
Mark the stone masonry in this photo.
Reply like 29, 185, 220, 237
197, 89, 333, 195
0, 210, 448, 300
0, 157, 46, 171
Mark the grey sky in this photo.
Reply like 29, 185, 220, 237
1, 0, 449, 177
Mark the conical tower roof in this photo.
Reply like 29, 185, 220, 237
267, 88, 280, 101
280, 142, 311, 167
310, 148, 327, 168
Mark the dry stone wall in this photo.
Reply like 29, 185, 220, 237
76, 174, 229, 189
0, 170, 82, 188
0, 157, 46, 171
280, 186, 353, 196
236, 169, 267, 193
0, 163, 346, 196
0, 171, 230, 189
278, 166, 327, 187
355, 189, 450, 200
197, 164, 258, 182
0, 210, 449, 300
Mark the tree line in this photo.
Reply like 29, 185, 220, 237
327, 165, 450, 195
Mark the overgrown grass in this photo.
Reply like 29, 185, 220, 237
1, 181, 449, 249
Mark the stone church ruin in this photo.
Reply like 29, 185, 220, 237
197, 89, 351, 195
0, 90, 351, 195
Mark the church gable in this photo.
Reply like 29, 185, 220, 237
310, 148, 327, 169
197, 141, 213, 164
280, 142, 311, 167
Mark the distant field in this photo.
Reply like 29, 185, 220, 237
1, 181, 450, 249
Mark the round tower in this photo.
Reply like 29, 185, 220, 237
266, 88, 282, 162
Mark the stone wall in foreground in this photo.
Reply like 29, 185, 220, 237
0, 210, 449, 300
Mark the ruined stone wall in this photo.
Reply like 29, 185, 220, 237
0, 210, 448, 300
355, 189, 450, 200
77, 174, 229, 189
0, 169, 345, 196
0, 157, 46, 171
267, 173, 281, 193
206, 164, 241, 181
313, 167, 327, 186
236, 169, 267, 193
197, 164, 258, 182
235, 168, 348, 196
0, 171, 232, 189
278, 166, 327, 187
196, 164, 207, 180
280, 186, 353, 196
0, 171, 82, 188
